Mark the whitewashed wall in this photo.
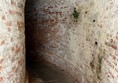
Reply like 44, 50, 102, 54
0, 0, 26, 83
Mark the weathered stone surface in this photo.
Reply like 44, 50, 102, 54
0, 0, 26, 83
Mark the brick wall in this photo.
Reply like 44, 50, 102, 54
0, 0, 26, 83
25, 0, 118, 83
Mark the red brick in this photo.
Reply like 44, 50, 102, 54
0, 40, 5, 45
11, 0, 16, 6
9, 10, 16, 15
6, 21, 12, 26
111, 45, 117, 50
2, 16, 6, 20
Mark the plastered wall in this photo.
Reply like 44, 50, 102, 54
0, 0, 26, 83
25, 0, 118, 83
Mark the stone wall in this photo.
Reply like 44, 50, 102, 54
25, 0, 118, 83
0, 0, 26, 83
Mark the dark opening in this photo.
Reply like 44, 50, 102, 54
24, 0, 78, 83
95, 41, 98, 45
93, 20, 96, 22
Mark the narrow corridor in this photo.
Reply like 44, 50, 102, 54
0, 0, 118, 83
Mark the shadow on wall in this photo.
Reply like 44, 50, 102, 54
25, 0, 45, 63
24, 0, 81, 82
25, 0, 72, 62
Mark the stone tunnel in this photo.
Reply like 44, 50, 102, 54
0, 0, 118, 83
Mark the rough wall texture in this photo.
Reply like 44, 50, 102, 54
25, 0, 118, 83
0, 0, 26, 83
